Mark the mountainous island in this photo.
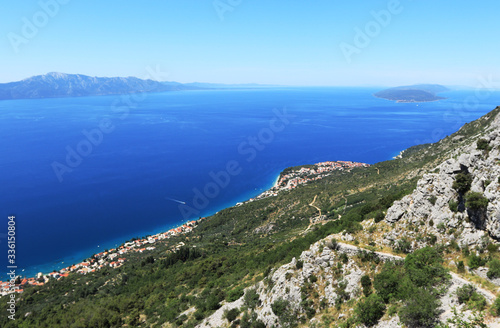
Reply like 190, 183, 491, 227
0, 72, 204, 100
374, 84, 449, 103
0, 73, 278, 101
2, 103, 500, 327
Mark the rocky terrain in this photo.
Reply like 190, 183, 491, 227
386, 110, 500, 248
198, 239, 500, 327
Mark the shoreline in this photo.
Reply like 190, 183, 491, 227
2, 173, 284, 283
0, 219, 204, 294
1, 161, 372, 290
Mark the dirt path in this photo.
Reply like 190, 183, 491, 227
308, 195, 322, 216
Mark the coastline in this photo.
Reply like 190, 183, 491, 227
3, 160, 372, 287
5, 172, 284, 282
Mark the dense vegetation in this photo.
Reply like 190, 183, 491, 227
1, 106, 499, 327
373, 248, 449, 327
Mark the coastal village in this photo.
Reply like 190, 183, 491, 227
0, 219, 202, 297
249, 160, 370, 202
0, 161, 370, 297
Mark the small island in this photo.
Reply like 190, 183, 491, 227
374, 84, 449, 103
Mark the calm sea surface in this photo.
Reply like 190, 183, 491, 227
1, 87, 499, 278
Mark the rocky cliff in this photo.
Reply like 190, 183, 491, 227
386, 109, 500, 247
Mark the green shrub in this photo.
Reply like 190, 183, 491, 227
449, 240, 460, 251
469, 291, 487, 311
487, 243, 499, 253
456, 284, 475, 304
374, 210, 385, 223
453, 172, 473, 194
449, 200, 459, 213
355, 294, 386, 326
426, 234, 437, 245
358, 250, 380, 263
393, 238, 412, 254
456, 260, 465, 273
404, 247, 448, 288
436, 222, 446, 232
428, 196, 437, 206
399, 288, 440, 328
465, 192, 489, 210
309, 275, 318, 283
244, 288, 260, 309
468, 253, 486, 270
296, 260, 303, 269
361, 275, 372, 297
194, 310, 204, 320
227, 287, 244, 302
487, 259, 500, 279
387, 304, 398, 317
374, 261, 404, 303
206, 294, 221, 311
271, 299, 289, 317
225, 308, 240, 322
493, 296, 500, 316
476, 138, 490, 150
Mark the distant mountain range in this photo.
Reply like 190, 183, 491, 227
0, 72, 208, 100
374, 84, 449, 102
0, 73, 282, 101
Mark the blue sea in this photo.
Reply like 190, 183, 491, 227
1, 87, 499, 279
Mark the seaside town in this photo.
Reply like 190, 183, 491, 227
0, 219, 203, 297
0, 161, 370, 297
248, 161, 370, 202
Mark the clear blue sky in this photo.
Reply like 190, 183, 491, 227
1, 0, 499, 87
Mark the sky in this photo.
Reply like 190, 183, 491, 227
1, 0, 499, 87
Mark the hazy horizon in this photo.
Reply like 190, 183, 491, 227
0, 72, 494, 91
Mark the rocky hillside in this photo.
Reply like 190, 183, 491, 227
199, 239, 500, 327
386, 110, 500, 246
